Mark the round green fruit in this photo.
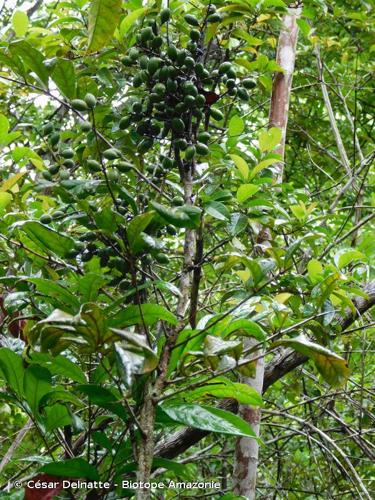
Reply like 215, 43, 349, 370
119, 116, 131, 130
171, 118, 185, 134
81, 252, 93, 262
63, 159, 75, 168
71, 99, 88, 111
153, 83, 166, 95
40, 214, 52, 224
160, 7, 171, 24
172, 196, 184, 206
53, 210, 65, 219
129, 47, 139, 60
166, 224, 177, 235
184, 95, 196, 106
190, 29, 200, 42
196, 142, 209, 156
218, 62, 232, 75
138, 137, 154, 153
139, 55, 149, 69
80, 120, 92, 131
207, 13, 221, 23
185, 14, 199, 26
162, 157, 174, 169
166, 79, 177, 93
59, 169, 70, 180
133, 73, 144, 88
87, 159, 101, 172
185, 145, 196, 160
116, 161, 133, 173
226, 78, 236, 89
103, 148, 121, 160
183, 82, 198, 96
132, 101, 143, 114
197, 131, 210, 143
155, 252, 169, 264
140, 27, 154, 42
42, 123, 54, 136
184, 57, 195, 69
243, 78, 256, 89
152, 36, 163, 49
107, 169, 119, 182
42, 171, 53, 181
48, 165, 60, 175
167, 44, 178, 60
237, 87, 249, 101
49, 132, 60, 147
61, 148, 74, 159
195, 94, 206, 107
210, 108, 224, 121
174, 138, 188, 150
84, 93, 97, 108
148, 57, 162, 75
121, 56, 133, 66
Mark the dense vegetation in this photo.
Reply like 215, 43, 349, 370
0, 0, 373, 499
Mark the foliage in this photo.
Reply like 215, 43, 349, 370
0, 0, 373, 498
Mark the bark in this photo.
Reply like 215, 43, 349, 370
233, 6, 301, 499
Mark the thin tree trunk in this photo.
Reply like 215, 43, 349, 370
233, 5, 301, 498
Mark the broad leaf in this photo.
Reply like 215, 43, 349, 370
0, 348, 25, 396
87, 0, 122, 53
40, 458, 99, 481
51, 59, 76, 99
110, 303, 178, 328
12, 11, 29, 37
152, 202, 201, 229
259, 127, 282, 152
23, 365, 52, 417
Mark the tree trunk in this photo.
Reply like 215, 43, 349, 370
233, 5, 301, 498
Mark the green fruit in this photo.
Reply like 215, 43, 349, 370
195, 63, 205, 77
42, 123, 54, 135
53, 210, 64, 219
171, 118, 185, 134
148, 57, 162, 75
150, 92, 164, 103
184, 57, 195, 69
117, 161, 132, 173
132, 101, 143, 113
42, 171, 53, 181
140, 27, 154, 42
228, 87, 237, 96
119, 279, 131, 291
174, 138, 187, 150
195, 94, 206, 107
133, 73, 144, 88
121, 56, 133, 66
183, 82, 198, 96
153, 83, 166, 95
61, 148, 74, 159
103, 148, 121, 160
175, 102, 186, 114
176, 50, 187, 65
152, 36, 163, 49
48, 165, 60, 175
139, 55, 149, 69
193, 109, 203, 120
198, 131, 210, 143
107, 169, 119, 182
237, 87, 249, 101
155, 252, 169, 264
81, 252, 93, 262
243, 78, 256, 89
49, 132, 60, 147
80, 120, 92, 131
166, 79, 177, 93
150, 121, 161, 135
207, 13, 221, 23
226, 67, 236, 79
59, 169, 69, 180
226, 78, 236, 89
79, 231, 96, 242
74, 241, 85, 251
184, 95, 196, 106
167, 44, 178, 60
71, 99, 88, 111
138, 137, 154, 153
187, 41, 197, 54
159, 66, 170, 81
84, 93, 97, 108
218, 62, 232, 75
196, 142, 209, 155
129, 47, 139, 60
210, 108, 223, 121
119, 116, 131, 130
40, 214, 52, 224
63, 159, 75, 168
166, 224, 177, 235
172, 196, 184, 206
185, 145, 196, 160
190, 29, 200, 42
87, 159, 101, 172
185, 14, 199, 26
160, 7, 171, 24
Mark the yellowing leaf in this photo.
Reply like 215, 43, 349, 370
275, 293, 292, 304
307, 259, 323, 283
230, 154, 249, 180
87, 0, 122, 53
259, 127, 282, 152
228, 115, 245, 136
236, 184, 259, 203
0, 172, 25, 192
236, 269, 250, 282
250, 158, 278, 178
12, 11, 29, 37
119, 7, 147, 36
0, 192, 12, 211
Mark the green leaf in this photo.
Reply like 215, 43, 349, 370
51, 59, 76, 99
30, 353, 86, 384
0, 113, 9, 144
222, 318, 266, 340
230, 154, 249, 180
0, 348, 25, 396
273, 334, 350, 387
250, 158, 279, 179
228, 115, 245, 136
110, 303, 177, 328
44, 403, 72, 431
23, 365, 52, 416
114, 332, 158, 376
87, 0, 122, 53
186, 380, 262, 406
151, 202, 201, 229
159, 403, 258, 438
205, 201, 231, 221
128, 212, 154, 248
237, 184, 260, 203
119, 7, 147, 36
76, 273, 109, 303
40, 458, 99, 480
335, 249, 365, 270
9, 41, 49, 86
0, 172, 26, 192
0, 192, 12, 211
12, 11, 29, 37
228, 213, 248, 236
27, 278, 80, 312
307, 259, 323, 284
259, 127, 282, 152
12, 221, 75, 258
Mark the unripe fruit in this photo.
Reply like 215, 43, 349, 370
133, 73, 144, 88
218, 62, 232, 75
184, 57, 195, 69
153, 83, 166, 95
148, 57, 162, 75
243, 78, 257, 89
160, 7, 171, 24
40, 214, 52, 224
132, 101, 142, 114
81, 251, 93, 262
166, 79, 177, 92
187, 41, 197, 53
129, 47, 139, 60
80, 120, 92, 131
226, 67, 236, 79
152, 36, 163, 49
71, 99, 88, 111
42, 171, 53, 181
107, 169, 119, 182
184, 95, 195, 106
196, 142, 209, 155
53, 210, 65, 219
190, 29, 200, 42
138, 137, 153, 153
210, 108, 224, 121
185, 14, 199, 26
121, 56, 132, 66
162, 157, 174, 169
119, 116, 131, 130
207, 13, 221, 23
183, 82, 198, 96
174, 138, 187, 150
87, 159, 101, 172
79, 231, 96, 242
139, 55, 149, 69
84, 93, 97, 108
117, 161, 132, 173
59, 169, 70, 180
195, 94, 206, 107
48, 165, 60, 175
237, 87, 249, 101
103, 148, 121, 160
49, 132, 60, 147
166, 224, 177, 235
61, 148, 74, 159
176, 50, 187, 65
172, 196, 184, 206
226, 78, 236, 89
42, 123, 54, 135
198, 131, 210, 143
155, 252, 169, 264
63, 159, 75, 168
185, 145, 196, 160
167, 44, 178, 60
171, 118, 185, 134
140, 27, 154, 42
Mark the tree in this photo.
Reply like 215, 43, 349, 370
0, 1, 373, 499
